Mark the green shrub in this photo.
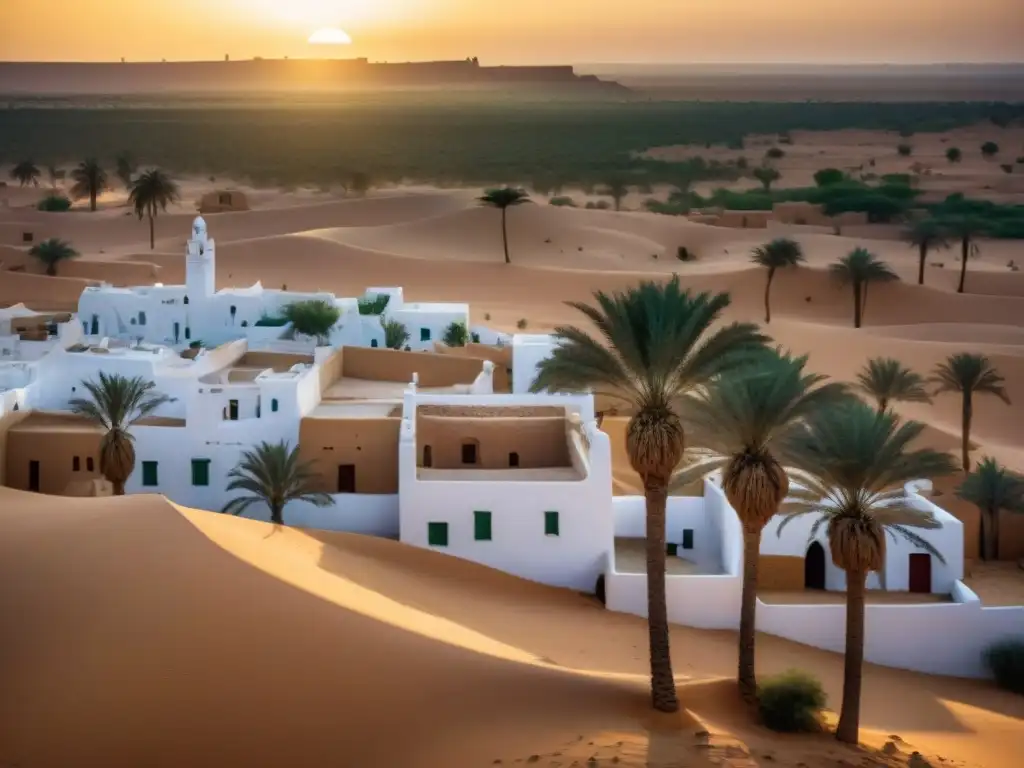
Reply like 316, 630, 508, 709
881, 173, 912, 186
1001, 164, 1013, 174
381, 318, 410, 350
442, 321, 468, 347
516, 318, 528, 329
757, 670, 827, 732
676, 246, 695, 262
981, 141, 1000, 157
897, 143, 913, 156
549, 195, 576, 207
813, 168, 845, 187
947, 147, 963, 163
282, 299, 340, 344
984, 639, 1024, 694
585, 200, 610, 210
254, 313, 288, 327
765, 147, 785, 160
37, 194, 72, 212
735, 156, 749, 170
357, 294, 390, 315
644, 199, 689, 216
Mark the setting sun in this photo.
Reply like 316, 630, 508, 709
308, 27, 352, 45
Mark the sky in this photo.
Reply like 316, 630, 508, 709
1, 0, 1022, 65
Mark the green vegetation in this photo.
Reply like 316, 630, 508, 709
765, 147, 785, 160
957, 458, 1024, 561
984, 639, 1024, 695
10, 159, 40, 187
813, 168, 845, 187
4, 98, 1021, 189
357, 294, 391, 315
757, 670, 828, 732
855, 358, 931, 414
37, 193, 72, 212
479, 187, 530, 264
750, 238, 804, 324
897, 143, 913, 156
829, 248, 899, 328
282, 299, 341, 345
904, 217, 949, 285
69, 158, 109, 212
381, 318, 410, 350
29, 238, 79, 275
253, 312, 289, 327
932, 353, 1011, 473
128, 168, 180, 250
981, 141, 1000, 158
946, 146, 962, 163
753, 166, 780, 191
222, 440, 334, 526
548, 195, 576, 207
442, 321, 468, 347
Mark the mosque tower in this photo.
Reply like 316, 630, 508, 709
185, 215, 216, 300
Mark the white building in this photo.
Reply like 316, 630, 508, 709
77, 217, 470, 353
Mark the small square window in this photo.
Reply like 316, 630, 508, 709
667, 542, 678, 556
428, 522, 448, 547
544, 511, 559, 536
370, 339, 378, 347
474, 511, 492, 541
142, 461, 159, 487
461, 442, 478, 465
420, 327, 431, 341
682, 529, 694, 550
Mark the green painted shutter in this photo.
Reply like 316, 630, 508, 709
682, 529, 694, 550
474, 511, 492, 541
666, 542, 678, 556
420, 327, 431, 341
191, 459, 210, 486
544, 511, 559, 536
142, 461, 159, 487
427, 522, 448, 547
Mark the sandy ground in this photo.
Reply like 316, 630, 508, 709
1, 487, 1023, 768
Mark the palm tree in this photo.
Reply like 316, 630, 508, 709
70, 158, 109, 212
940, 215, 986, 294
282, 299, 341, 346
957, 458, 1024, 561
69, 373, 174, 495
753, 166, 781, 191
856, 357, 931, 414
381, 318, 410, 350
601, 177, 630, 211
223, 440, 334, 526
829, 248, 898, 329
115, 152, 137, 190
779, 401, 957, 744
904, 218, 948, 286
129, 168, 181, 250
10, 160, 40, 187
478, 187, 530, 264
529, 276, 768, 712
932, 353, 1011, 473
750, 238, 805, 323
28, 238, 79, 276
673, 349, 851, 701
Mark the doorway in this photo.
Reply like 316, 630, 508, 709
173, 322, 180, 343
28, 460, 40, 492
461, 440, 478, 465
804, 541, 826, 590
337, 464, 356, 493
508, 451, 520, 467
90, 315, 99, 335
908, 553, 932, 593
228, 399, 239, 421
422, 445, 432, 468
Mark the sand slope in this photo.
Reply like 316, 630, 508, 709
2, 487, 1023, 768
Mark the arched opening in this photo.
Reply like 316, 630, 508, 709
460, 439, 478, 465
423, 445, 433, 468
508, 451, 520, 467
804, 541, 826, 590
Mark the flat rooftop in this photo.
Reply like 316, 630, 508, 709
9, 411, 186, 432
614, 537, 719, 575
757, 590, 952, 605
307, 401, 402, 419
418, 405, 565, 418
322, 377, 468, 400
417, 467, 583, 482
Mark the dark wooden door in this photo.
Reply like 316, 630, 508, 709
805, 541, 826, 590
908, 553, 932, 593
337, 464, 356, 493
229, 399, 239, 420
28, 460, 40, 492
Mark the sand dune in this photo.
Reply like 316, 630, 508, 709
2, 487, 1022, 768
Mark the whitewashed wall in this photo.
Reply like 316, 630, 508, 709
511, 334, 559, 394
225, 493, 400, 537
613, 495, 717, 569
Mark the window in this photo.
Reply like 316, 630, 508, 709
228, 399, 239, 420
667, 542, 679, 556
22, 232, 33, 244
142, 461, 159, 487
138, 311, 146, 326
474, 511, 492, 541
219, 193, 231, 205
86, 457, 95, 472
370, 339, 378, 348
461, 441, 478, 465
508, 451, 520, 467
191, 459, 210, 486
420, 327, 431, 341
544, 511, 560, 536
185, 326, 191, 340
682, 529, 694, 550
427, 522, 448, 547
72, 456, 80, 472
183, 295, 189, 305
271, 398, 279, 412
337, 464, 356, 493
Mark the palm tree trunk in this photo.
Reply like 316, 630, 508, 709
644, 480, 679, 712
500, 207, 510, 265
979, 507, 993, 561
90, 189, 97, 212
961, 391, 972, 474
992, 506, 1001, 561
837, 568, 867, 744
270, 504, 284, 525
113, 481, 125, 496
877, 397, 888, 415
149, 214, 155, 250
763, 268, 775, 324
738, 529, 761, 701
861, 282, 869, 321
852, 281, 862, 329
917, 242, 928, 285
957, 237, 969, 293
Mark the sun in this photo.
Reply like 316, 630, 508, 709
308, 27, 352, 45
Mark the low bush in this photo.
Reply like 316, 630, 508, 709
984, 639, 1024, 694
981, 141, 1000, 158
897, 143, 913, 156
585, 200, 610, 210
1001, 164, 1014, 174
357, 294, 390, 315
442, 321, 468, 347
254, 313, 288, 327
947, 147, 962, 163
644, 199, 689, 216
757, 670, 827, 732
676, 246, 696, 262
37, 194, 72, 212
516, 318, 528, 329
549, 195, 576, 207
813, 168, 845, 187
765, 147, 785, 160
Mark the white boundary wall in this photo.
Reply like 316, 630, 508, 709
226, 494, 400, 537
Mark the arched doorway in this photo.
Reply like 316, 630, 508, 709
805, 541, 826, 590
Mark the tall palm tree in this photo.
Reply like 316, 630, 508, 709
69, 373, 174, 495
129, 168, 181, 250
932, 353, 1011, 473
904, 218, 948, 286
223, 440, 335, 526
10, 160, 40, 187
829, 248, 899, 329
601, 177, 630, 211
478, 187, 530, 265
779, 402, 957, 744
957, 458, 1024, 561
115, 152, 137, 190
28, 238, 79, 277
856, 357, 931, 414
529, 277, 768, 712
940, 215, 986, 294
672, 349, 852, 701
70, 158, 109, 212
750, 238, 805, 324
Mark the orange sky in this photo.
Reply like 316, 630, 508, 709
1, 0, 1022, 64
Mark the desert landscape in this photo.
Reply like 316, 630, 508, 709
3, 109, 1024, 766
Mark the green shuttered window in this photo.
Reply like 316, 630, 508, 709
474, 511, 492, 541
142, 461, 159, 487
544, 511, 560, 536
191, 459, 210, 487
428, 522, 448, 547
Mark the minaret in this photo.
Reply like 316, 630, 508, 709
185, 215, 216, 300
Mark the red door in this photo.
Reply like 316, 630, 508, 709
908, 553, 932, 593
